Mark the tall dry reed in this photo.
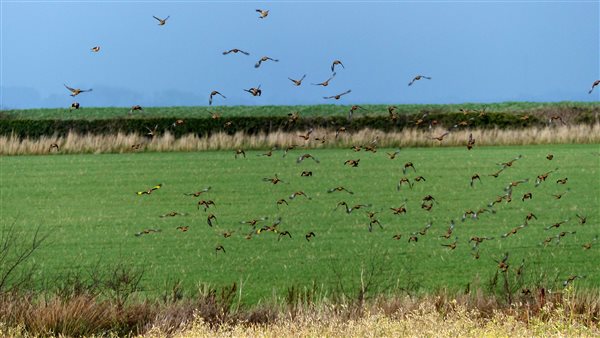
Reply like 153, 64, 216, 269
1, 124, 599, 156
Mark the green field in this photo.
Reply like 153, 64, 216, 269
3, 101, 598, 120
1, 144, 598, 303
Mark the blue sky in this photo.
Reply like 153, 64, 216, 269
1, 1, 598, 109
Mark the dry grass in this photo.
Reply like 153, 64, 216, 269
1, 287, 599, 337
1, 124, 599, 155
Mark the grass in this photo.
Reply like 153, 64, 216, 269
2, 124, 600, 155
2, 101, 599, 120
1, 144, 599, 304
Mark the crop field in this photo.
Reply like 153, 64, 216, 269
1, 144, 598, 303
3, 101, 598, 120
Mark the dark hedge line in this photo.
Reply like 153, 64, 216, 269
0, 111, 593, 138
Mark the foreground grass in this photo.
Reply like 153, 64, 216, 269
1, 145, 599, 303
2, 101, 599, 120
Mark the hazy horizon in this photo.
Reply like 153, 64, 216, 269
2, 1, 599, 109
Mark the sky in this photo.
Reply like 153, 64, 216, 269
1, 1, 599, 109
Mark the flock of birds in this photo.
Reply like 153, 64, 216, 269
55, 10, 598, 289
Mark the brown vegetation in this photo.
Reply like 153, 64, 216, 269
1, 124, 599, 155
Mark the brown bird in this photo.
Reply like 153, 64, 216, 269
422, 195, 437, 203
131, 143, 143, 150
296, 154, 321, 163
256, 9, 269, 19
546, 154, 554, 160
472, 250, 480, 260
215, 245, 226, 254
348, 105, 367, 120
197, 199, 215, 211
159, 211, 186, 218
207, 213, 218, 227
335, 201, 352, 214
431, 132, 450, 142
555, 231, 576, 244
462, 210, 477, 222
240, 217, 268, 227
145, 124, 158, 137
521, 192, 533, 201
541, 236, 555, 246
535, 168, 558, 187
549, 115, 566, 125
386, 149, 402, 159
402, 162, 416, 174
552, 190, 570, 199
184, 186, 212, 197
349, 204, 372, 213
470, 174, 481, 187
576, 214, 587, 225
397, 177, 413, 190
243, 85, 262, 96
276, 199, 289, 207
255, 56, 278, 68
298, 129, 314, 141
222, 231, 234, 238
207, 111, 221, 120
351, 145, 362, 152
91, 46, 100, 52
417, 222, 433, 236
209, 91, 226, 105
525, 212, 538, 222
388, 106, 399, 122
368, 218, 383, 232
414, 176, 426, 183
392, 233, 403, 240
408, 75, 432, 86
494, 252, 510, 273
335, 127, 347, 138
469, 236, 494, 247
300, 171, 313, 177
327, 186, 354, 194
440, 221, 455, 239
289, 191, 311, 200
556, 177, 568, 184
390, 205, 408, 215
134, 228, 161, 237
331, 60, 344, 72
421, 203, 433, 211
324, 90, 351, 100
582, 235, 598, 250
344, 159, 360, 167
466, 133, 476, 150
488, 167, 505, 178
499, 155, 523, 168
589, 80, 600, 94
64, 84, 92, 97
544, 220, 568, 230
136, 183, 162, 195
408, 235, 419, 243
305, 231, 316, 241
176, 226, 189, 232
441, 238, 458, 250
153, 15, 169, 25
288, 74, 306, 86
49, 143, 59, 152
502, 224, 527, 238
222, 48, 250, 55
312, 73, 336, 87
70, 102, 80, 110
262, 174, 284, 184
235, 149, 246, 159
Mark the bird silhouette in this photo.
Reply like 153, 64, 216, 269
305, 231, 316, 241
544, 220, 568, 230
91, 46, 100, 52
134, 229, 161, 237
582, 235, 598, 250
502, 224, 527, 238
197, 200, 215, 211
390, 204, 408, 215
402, 162, 416, 174
392, 234, 403, 240
431, 132, 450, 142
546, 154, 554, 160
344, 159, 360, 167
466, 133, 476, 150
488, 167, 505, 178
49, 143, 59, 152
324, 90, 351, 100
64, 84, 92, 97
301, 171, 313, 177
159, 211, 186, 218
223, 48, 250, 55
470, 174, 481, 187
288, 74, 307, 86
312, 73, 336, 87
575, 214, 587, 225
331, 60, 344, 72
176, 226, 189, 232
563, 275, 585, 287
209, 91, 226, 105
494, 252, 510, 272
440, 221, 455, 239
153, 15, 170, 25
397, 177, 413, 190
255, 56, 278, 68
297, 153, 320, 163
263, 174, 284, 184
556, 177, 568, 185
70, 102, 80, 110
408, 75, 432, 86
441, 237, 458, 250
289, 191, 311, 200
589, 80, 600, 94
235, 149, 246, 159
276, 199, 289, 207
386, 149, 402, 159
215, 245, 226, 254
278, 231, 292, 241
207, 214, 218, 227
498, 155, 522, 168
521, 192, 533, 201
327, 186, 354, 194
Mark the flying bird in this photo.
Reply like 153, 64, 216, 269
408, 75, 432, 86
153, 15, 170, 25
589, 80, 600, 94
184, 187, 212, 197
256, 9, 269, 18
209, 91, 226, 105
244, 85, 262, 96
305, 231, 316, 241
312, 73, 336, 87
327, 186, 354, 194
288, 75, 306, 86
344, 159, 360, 167
255, 56, 279, 68
324, 90, 351, 100
137, 184, 162, 195
70, 102, 80, 110
215, 245, 226, 254
64, 84, 92, 97
91, 46, 100, 52
331, 60, 344, 72
49, 143, 59, 152
222, 48, 250, 55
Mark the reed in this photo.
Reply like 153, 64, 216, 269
1, 124, 599, 156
